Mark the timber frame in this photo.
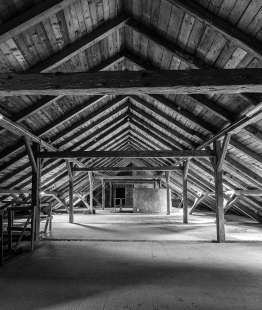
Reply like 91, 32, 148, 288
0, 0, 262, 250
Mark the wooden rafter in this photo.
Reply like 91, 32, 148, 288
0, 0, 78, 44
28, 14, 129, 73
169, 0, 262, 65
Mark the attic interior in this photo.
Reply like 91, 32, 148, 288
0, 0, 262, 309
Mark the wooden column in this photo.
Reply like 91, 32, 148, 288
109, 182, 112, 208
166, 172, 170, 215
88, 172, 93, 214
67, 162, 74, 223
32, 142, 41, 242
159, 179, 162, 188
0, 211, 3, 267
183, 160, 190, 224
102, 179, 105, 210
214, 140, 226, 243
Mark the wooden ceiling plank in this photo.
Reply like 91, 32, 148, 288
125, 52, 262, 143
126, 17, 261, 108
28, 14, 129, 73
168, 0, 262, 64
0, 0, 78, 45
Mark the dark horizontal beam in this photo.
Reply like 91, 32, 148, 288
2, 69, 262, 96
73, 166, 183, 172
94, 176, 165, 180
37, 150, 215, 159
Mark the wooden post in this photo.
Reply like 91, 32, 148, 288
214, 140, 226, 243
159, 179, 162, 188
88, 172, 93, 214
32, 142, 41, 242
109, 182, 112, 208
102, 179, 105, 210
166, 172, 170, 215
67, 162, 74, 223
183, 160, 190, 224
0, 211, 3, 267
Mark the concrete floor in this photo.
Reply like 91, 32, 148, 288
0, 210, 262, 309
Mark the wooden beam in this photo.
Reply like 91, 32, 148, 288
214, 140, 226, 243
37, 150, 215, 159
0, 111, 87, 169
101, 180, 105, 210
166, 172, 171, 215
2, 69, 262, 96
95, 176, 165, 180
217, 133, 232, 172
224, 195, 242, 214
23, 137, 37, 173
66, 161, 74, 223
169, 0, 262, 64
88, 172, 93, 214
0, 211, 3, 267
31, 143, 40, 242
109, 182, 112, 209
29, 14, 129, 73
0, 0, 78, 45
225, 189, 262, 196
74, 166, 183, 172
189, 194, 206, 215
0, 189, 56, 195
183, 161, 190, 223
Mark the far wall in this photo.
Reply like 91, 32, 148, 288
133, 188, 167, 214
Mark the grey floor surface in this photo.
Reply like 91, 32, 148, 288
0, 211, 262, 310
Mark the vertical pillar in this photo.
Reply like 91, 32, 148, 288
183, 161, 189, 224
214, 140, 226, 243
109, 182, 112, 208
68, 162, 74, 223
166, 172, 170, 215
32, 142, 41, 242
159, 179, 162, 188
0, 211, 3, 267
88, 172, 93, 214
102, 179, 105, 210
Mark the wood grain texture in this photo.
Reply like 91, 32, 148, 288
2, 69, 262, 96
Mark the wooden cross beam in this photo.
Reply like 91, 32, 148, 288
73, 166, 183, 172
37, 150, 215, 159
94, 176, 165, 180
1, 69, 262, 96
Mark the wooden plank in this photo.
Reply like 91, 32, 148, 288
73, 166, 183, 172
168, 0, 262, 62
0, 212, 3, 267
88, 172, 93, 213
28, 14, 129, 73
2, 69, 262, 96
31, 143, 41, 242
217, 133, 232, 172
214, 140, 225, 243
66, 161, 74, 223
101, 179, 105, 210
95, 176, 165, 180
166, 172, 171, 215
182, 161, 189, 223
23, 137, 37, 173
0, 0, 78, 45
38, 150, 215, 159
189, 194, 206, 215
